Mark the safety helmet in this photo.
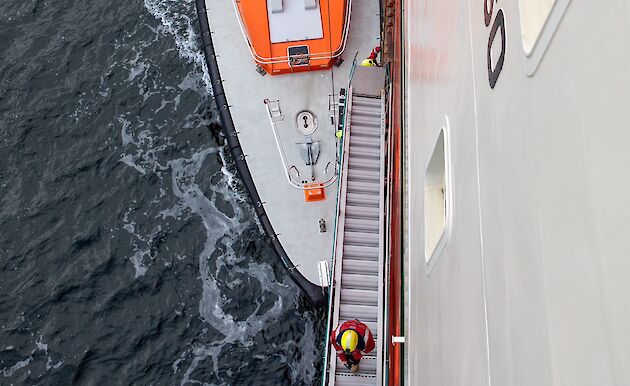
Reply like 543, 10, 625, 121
340, 330, 359, 353
361, 59, 375, 67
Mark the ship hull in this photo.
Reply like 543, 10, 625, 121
403, 0, 630, 384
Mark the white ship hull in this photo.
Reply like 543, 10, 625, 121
404, 0, 630, 384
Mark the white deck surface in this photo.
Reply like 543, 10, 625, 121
205, 0, 381, 285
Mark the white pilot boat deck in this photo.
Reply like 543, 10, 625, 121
203, 0, 381, 295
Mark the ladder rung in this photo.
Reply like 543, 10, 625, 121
352, 95, 381, 107
343, 258, 379, 275
347, 192, 380, 207
344, 231, 379, 247
340, 288, 378, 306
347, 180, 380, 194
352, 104, 381, 119
350, 115, 381, 128
336, 356, 378, 375
348, 168, 380, 183
335, 374, 377, 386
349, 144, 380, 159
341, 273, 378, 290
350, 135, 380, 148
343, 245, 379, 260
348, 157, 380, 171
351, 124, 382, 135
344, 217, 379, 233
345, 205, 379, 220
339, 303, 378, 323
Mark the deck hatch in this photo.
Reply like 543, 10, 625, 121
288, 45, 311, 66
267, 0, 323, 43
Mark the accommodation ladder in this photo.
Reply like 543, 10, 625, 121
324, 65, 389, 386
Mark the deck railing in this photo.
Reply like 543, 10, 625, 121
263, 99, 339, 190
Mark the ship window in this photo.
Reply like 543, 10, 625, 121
518, 0, 557, 55
424, 128, 449, 263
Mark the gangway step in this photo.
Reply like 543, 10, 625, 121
344, 218, 379, 233
343, 245, 379, 260
352, 96, 381, 107
348, 168, 380, 182
351, 105, 382, 118
335, 374, 376, 386
341, 273, 378, 291
350, 128, 381, 139
350, 123, 382, 135
346, 192, 379, 207
349, 144, 380, 159
347, 180, 380, 195
348, 157, 380, 171
340, 288, 378, 306
345, 205, 379, 220
342, 258, 379, 276
336, 356, 378, 375
350, 116, 381, 129
350, 135, 380, 148
344, 231, 379, 247
339, 303, 378, 323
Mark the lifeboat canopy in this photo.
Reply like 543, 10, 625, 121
234, 0, 350, 75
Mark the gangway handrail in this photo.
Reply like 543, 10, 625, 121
231, 0, 353, 65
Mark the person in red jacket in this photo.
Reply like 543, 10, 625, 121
360, 46, 382, 67
330, 319, 376, 372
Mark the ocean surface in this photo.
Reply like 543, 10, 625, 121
0, 0, 325, 384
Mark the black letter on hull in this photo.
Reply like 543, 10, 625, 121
484, 0, 494, 27
487, 9, 506, 89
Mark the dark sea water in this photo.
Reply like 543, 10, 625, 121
0, 0, 324, 384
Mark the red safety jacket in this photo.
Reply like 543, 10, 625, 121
367, 46, 381, 61
330, 320, 376, 365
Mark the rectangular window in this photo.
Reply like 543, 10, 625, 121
424, 129, 448, 262
518, 0, 557, 55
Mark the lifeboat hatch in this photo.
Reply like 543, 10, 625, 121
288, 45, 310, 67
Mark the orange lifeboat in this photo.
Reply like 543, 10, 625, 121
234, 0, 350, 75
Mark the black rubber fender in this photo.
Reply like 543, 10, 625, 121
194, 0, 326, 307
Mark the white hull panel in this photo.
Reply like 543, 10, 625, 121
405, 0, 630, 385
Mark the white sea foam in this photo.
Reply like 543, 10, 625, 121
165, 149, 307, 384
130, 250, 149, 278
0, 337, 58, 378
114, 1, 321, 383
143, 0, 211, 94
119, 154, 147, 175
1, 356, 32, 378
119, 117, 134, 146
